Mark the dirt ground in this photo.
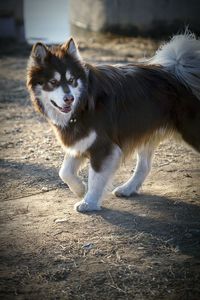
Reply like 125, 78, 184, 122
0, 34, 200, 300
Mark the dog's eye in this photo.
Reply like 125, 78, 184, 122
49, 79, 58, 86
68, 78, 76, 86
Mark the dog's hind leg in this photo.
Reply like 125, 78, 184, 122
59, 155, 86, 198
113, 143, 156, 197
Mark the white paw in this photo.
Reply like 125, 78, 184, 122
112, 186, 139, 198
74, 200, 101, 212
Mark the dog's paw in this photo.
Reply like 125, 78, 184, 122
112, 186, 139, 198
74, 200, 101, 213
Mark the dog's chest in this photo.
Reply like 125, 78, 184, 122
64, 130, 97, 156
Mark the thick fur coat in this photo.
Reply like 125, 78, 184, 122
27, 32, 200, 212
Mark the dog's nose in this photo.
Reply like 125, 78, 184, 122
63, 94, 74, 103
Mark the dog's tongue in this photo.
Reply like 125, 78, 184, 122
61, 105, 71, 113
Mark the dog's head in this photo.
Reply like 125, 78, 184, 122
27, 38, 88, 127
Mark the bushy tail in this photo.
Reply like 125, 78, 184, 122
150, 31, 200, 100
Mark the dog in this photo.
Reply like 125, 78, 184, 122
27, 32, 200, 212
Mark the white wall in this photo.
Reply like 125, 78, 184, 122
24, 0, 70, 44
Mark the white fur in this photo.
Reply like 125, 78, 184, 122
35, 78, 84, 127
74, 145, 122, 212
59, 156, 86, 197
113, 144, 155, 197
150, 32, 200, 100
40, 86, 71, 127
43, 86, 65, 109
66, 71, 71, 81
66, 131, 97, 157
69, 79, 83, 110
54, 72, 61, 81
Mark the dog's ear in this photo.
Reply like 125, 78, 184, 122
31, 42, 49, 64
62, 37, 82, 61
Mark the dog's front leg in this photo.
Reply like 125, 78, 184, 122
74, 144, 122, 212
59, 155, 86, 197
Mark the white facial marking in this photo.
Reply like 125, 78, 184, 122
69, 79, 83, 110
66, 131, 97, 157
54, 72, 61, 81
35, 76, 84, 127
43, 86, 65, 108
66, 70, 72, 81
66, 71, 83, 109
35, 85, 70, 127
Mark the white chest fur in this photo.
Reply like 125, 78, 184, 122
65, 131, 97, 156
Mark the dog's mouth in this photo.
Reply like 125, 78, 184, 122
50, 100, 71, 113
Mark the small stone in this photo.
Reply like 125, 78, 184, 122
41, 187, 49, 192
82, 243, 94, 250
54, 218, 68, 223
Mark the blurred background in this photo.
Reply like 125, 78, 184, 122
1, 2, 200, 299
0, 0, 200, 44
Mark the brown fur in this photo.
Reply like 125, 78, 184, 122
27, 43, 200, 172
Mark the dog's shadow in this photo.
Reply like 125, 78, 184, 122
93, 193, 200, 258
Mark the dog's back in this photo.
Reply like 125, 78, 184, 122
27, 32, 200, 212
